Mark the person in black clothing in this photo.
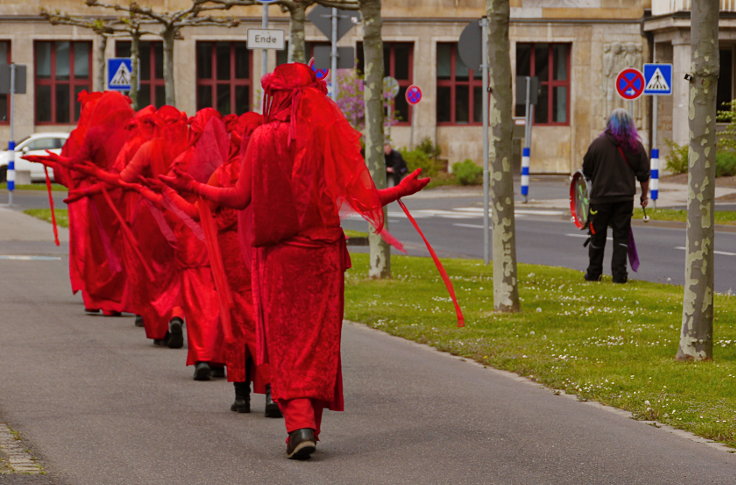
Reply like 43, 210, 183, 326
582, 108, 650, 283
384, 143, 408, 187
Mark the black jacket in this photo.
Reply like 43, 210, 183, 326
582, 133, 650, 204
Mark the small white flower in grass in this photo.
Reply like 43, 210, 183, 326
536, 307, 542, 313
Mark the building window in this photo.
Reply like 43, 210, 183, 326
718, 47, 733, 114
196, 41, 252, 115
0, 41, 9, 123
357, 42, 414, 124
115, 41, 165, 108
34, 41, 92, 124
515, 43, 571, 125
436, 43, 482, 125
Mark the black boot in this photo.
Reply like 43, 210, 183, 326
134, 315, 145, 327
286, 428, 316, 460
193, 362, 212, 381
167, 317, 184, 349
230, 381, 251, 413
264, 385, 282, 418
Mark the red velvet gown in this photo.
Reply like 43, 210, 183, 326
56, 92, 134, 314
183, 64, 398, 439
115, 106, 188, 340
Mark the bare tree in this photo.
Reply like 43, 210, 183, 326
677, 1, 720, 361
85, 0, 240, 107
41, 7, 157, 109
209, 0, 358, 63
487, 0, 520, 311
358, 0, 389, 278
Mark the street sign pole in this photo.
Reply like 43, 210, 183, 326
651, 94, 659, 208
481, 17, 490, 265
261, 4, 269, 81
7, 63, 16, 206
521, 76, 533, 204
331, 8, 338, 101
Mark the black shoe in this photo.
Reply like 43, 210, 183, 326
134, 315, 145, 327
612, 275, 628, 284
84, 308, 100, 314
153, 338, 166, 346
211, 365, 226, 378
584, 273, 602, 282
230, 382, 251, 413
264, 385, 282, 418
193, 362, 212, 381
286, 428, 316, 460
167, 317, 184, 349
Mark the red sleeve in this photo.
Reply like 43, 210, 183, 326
120, 142, 154, 182
191, 143, 252, 210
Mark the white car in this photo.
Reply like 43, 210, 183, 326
0, 132, 69, 183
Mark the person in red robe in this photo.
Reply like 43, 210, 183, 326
162, 63, 429, 459
45, 91, 134, 316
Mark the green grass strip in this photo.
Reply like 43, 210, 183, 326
345, 253, 736, 448
634, 207, 736, 225
23, 209, 68, 228
1, 183, 66, 191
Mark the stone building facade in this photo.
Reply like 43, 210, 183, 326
0, 1, 734, 173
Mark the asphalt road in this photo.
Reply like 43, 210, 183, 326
1, 206, 736, 484
343, 189, 736, 294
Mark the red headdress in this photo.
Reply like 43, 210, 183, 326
261, 63, 385, 235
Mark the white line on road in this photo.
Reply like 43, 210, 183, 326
674, 246, 736, 257
0, 255, 62, 261
453, 223, 485, 229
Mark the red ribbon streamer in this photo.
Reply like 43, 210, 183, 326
100, 187, 155, 281
397, 199, 465, 328
43, 166, 60, 246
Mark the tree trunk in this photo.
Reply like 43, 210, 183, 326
288, 1, 307, 63
677, 1, 719, 361
96, 34, 107, 92
129, 32, 140, 109
360, 0, 389, 279
163, 27, 176, 106
487, 0, 520, 312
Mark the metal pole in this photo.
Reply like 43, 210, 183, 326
260, 3, 269, 111
481, 17, 490, 265
330, 8, 338, 101
409, 104, 415, 148
521, 76, 531, 203
7, 63, 16, 206
651, 96, 659, 208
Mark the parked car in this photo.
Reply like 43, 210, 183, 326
0, 132, 69, 183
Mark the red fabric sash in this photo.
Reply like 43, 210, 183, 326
43, 166, 60, 246
100, 187, 154, 281
198, 200, 234, 343
397, 200, 465, 328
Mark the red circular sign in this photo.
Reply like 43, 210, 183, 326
615, 68, 645, 100
405, 85, 422, 105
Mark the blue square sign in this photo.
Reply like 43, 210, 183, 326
643, 63, 672, 95
107, 58, 133, 91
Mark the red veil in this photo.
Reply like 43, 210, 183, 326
259, 63, 386, 238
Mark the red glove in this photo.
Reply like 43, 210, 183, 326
377, 168, 430, 206
159, 167, 200, 194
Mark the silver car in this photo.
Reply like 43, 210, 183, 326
0, 132, 69, 183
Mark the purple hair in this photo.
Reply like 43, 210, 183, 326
605, 108, 640, 151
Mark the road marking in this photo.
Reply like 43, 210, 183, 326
566, 233, 612, 241
0, 255, 62, 261
453, 223, 485, 229
674, 246, 736, 256
348, 207, 564, 221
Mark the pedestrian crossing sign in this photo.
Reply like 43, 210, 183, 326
643, 63, 672, 95
107, 58, 134, 91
